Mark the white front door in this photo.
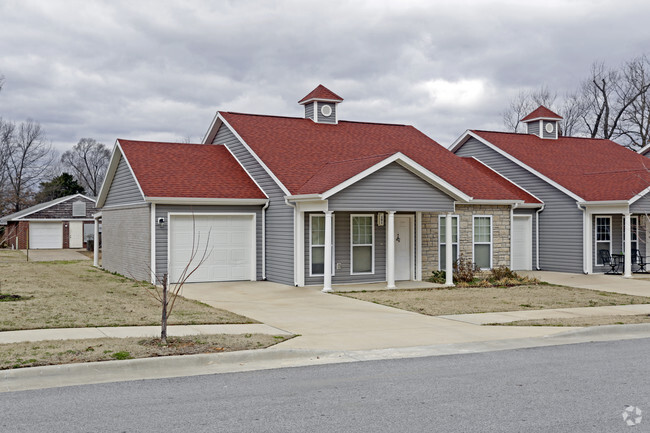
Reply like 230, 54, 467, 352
394, 215, 412, 280
512, 215, 532, 270
69, 221, 83, 248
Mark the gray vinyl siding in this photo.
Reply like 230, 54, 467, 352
542, 121, 557, 139
456, 137, 583, 272
513, 208, 537, 267
317, 102, 337, 124
328, 163, 455, 212
154, 205, 263, 282
526, 121, 540, 137
101, 204, 150, 281
212, 124, 294, 285
630, 193, 650, 213
104, 156, 145, 207
304, 211, 387, 285
304, 103, 314, 120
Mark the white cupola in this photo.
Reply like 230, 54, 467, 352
521, 105, 563, 139
298, 84, 343, 124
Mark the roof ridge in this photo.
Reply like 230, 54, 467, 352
472, 130, 615, 142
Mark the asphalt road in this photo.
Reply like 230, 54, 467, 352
1, 338, 649, 432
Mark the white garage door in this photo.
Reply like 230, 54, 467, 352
29, 222, 63, 249
512, 216, 532, 270
169, 214, 256, 283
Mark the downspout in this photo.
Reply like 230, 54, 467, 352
284, 197, 298, 286
510, 203, 518, 270
536, 204, 545, 270
576, 203, 588, 274
261, 200, 269, 280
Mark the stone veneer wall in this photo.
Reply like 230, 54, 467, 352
421, 204, 511, 277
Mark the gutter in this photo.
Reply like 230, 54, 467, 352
284, 197, 298, 287
576, 202, 588, 274
261, 200, 270, 280
536, 204, 545, 270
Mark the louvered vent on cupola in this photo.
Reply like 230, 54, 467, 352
298, 84, 344, 124
521, 105, 563, 139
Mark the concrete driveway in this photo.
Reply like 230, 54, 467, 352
181, 281, 571, 351
520, 271, 650, 297
22, 249, 90, 262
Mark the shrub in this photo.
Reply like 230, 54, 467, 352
489, 266, 518, 281
429, 270, 447, 284
453, 256, 479, 283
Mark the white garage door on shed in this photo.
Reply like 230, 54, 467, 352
29, 222, 63, 249
169, 214, 256, 283
512, 215, 532, 270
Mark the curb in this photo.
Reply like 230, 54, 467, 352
3, 324, 650, 393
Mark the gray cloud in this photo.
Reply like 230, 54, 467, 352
1, 0, 649, 153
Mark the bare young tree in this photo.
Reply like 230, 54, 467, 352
502, 86, 557, 132
4, 120, 54, 213
0, 119, 14, 213
61, 138, 110, 196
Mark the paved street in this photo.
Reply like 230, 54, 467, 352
2, 338, 649, 432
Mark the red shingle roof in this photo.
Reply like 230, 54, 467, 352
471, 130, 650, 201
521, 105, 563, 121
298, 85, 344, 104
118, 140, 266, 199
220, 112, 540, 203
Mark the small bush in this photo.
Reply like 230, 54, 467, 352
453, 256, 479, 283
429, 270, 447, 284
489, 266, 518, 281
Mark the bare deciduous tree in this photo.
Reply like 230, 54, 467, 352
4, 120, 54, 213
502, 86, 556, 133
61, 138, 110, 196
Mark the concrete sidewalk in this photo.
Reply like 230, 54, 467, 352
520, 270, 650, 297
0, 324, 292, 344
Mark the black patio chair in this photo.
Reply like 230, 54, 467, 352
632, 249, 648, 273
599, 250, 620, 275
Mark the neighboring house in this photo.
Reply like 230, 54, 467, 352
96, 85, 540, 288
0, 194, 98, 249
451, 106, 650, 277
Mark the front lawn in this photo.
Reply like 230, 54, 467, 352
340, 285, 650, 316
0, 250, 254, 331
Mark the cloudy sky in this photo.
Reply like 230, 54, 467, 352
1, 0, 649, 154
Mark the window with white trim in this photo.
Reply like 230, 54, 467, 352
351, 214, 374, 274
473, 216, 492, 269
622, 216, 638, 253
439, 215, 459, 270
595, 216, 611, 265
310, 214, 334, 276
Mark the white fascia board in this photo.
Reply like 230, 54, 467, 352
201, 112, 223, 144
628, 185, 650, 205
468, 200, 524, 205
467, 131, 585, 202
637, 143, 650, 155
222, 140, 269, 199
522, 116, 562, 123
218, 113, 292, 196
299, 98, 342, 105
20, 218, 94, 222
582, 203, 630, 214
320, 152, 472, 202
145, 197, 269, 206
468, 156, 544, 205
12, 194, 84, 220
93, 211, 103, 219
95, 141, 122, 208
286, 194, 323, 201
448, 130, 472, 152
295, 200, 328, 213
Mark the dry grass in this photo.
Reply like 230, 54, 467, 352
495, 314, 650, 327
0, 333, 292, 370
340, 285, 650, 316
0, 250, 254, 331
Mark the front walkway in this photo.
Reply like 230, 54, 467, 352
520, 270, 650, 297
180, 281, 576, 351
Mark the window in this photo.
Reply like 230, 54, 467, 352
351, 214, 374, 274
622, 216, 638, 252
595, 216, 611, 265
439, 215, 459, 270
310, 214, 334, 276
72, 201, 86, 217
473, 216, 492, 269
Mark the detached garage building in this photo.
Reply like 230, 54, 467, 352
0, 194, 97, 250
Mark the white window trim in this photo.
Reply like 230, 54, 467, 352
350, 214, 375, 275
438, 214, 459, 270
309, 213, 335, 277
595, 215, 612, 266
473, 215, 493, 270
622, 215, 639, 252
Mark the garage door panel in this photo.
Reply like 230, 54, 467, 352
169, 214, 255, 283
29, 222, 63, 249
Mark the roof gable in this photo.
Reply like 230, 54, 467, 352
298, 85, 344, 104
0, 193, 95, 223
521, 105, 563, 122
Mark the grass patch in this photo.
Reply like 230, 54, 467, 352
0, 293, 25, 302
0, 250, 256, 331
0, 333, 294, 370
340, 285, 650, 316
494, 314, 650, 327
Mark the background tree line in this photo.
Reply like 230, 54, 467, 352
0, 76, 110, 215
503, 54, 650, 149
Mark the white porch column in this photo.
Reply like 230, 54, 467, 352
386, 211, 396, 289
93, 216, 100, 268
445, 212, 454, 286
624, 212, 632, 278
322, 211, 333, 293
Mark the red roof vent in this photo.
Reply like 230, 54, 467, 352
298, 85, 344, 105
